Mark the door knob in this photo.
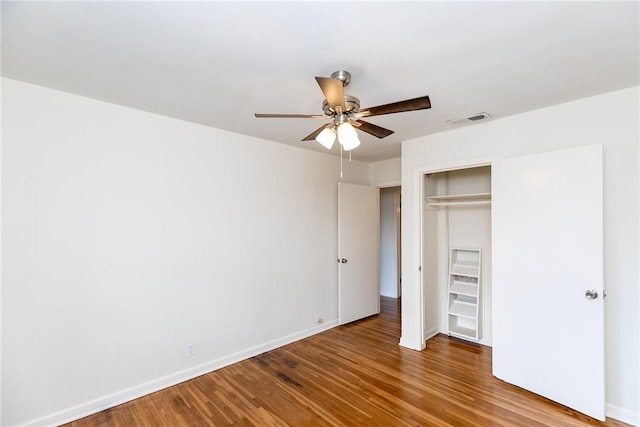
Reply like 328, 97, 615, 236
585, 290, 598, 300
338, 258, 348, 264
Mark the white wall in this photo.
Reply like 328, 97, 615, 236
370, 157, 401, 187
402, 86, 639, 424
0, 78, 370, 426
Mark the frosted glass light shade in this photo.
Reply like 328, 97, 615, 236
337, 122, 361, 151
315, 127, 336, 150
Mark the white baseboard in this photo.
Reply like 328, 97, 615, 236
399, 336, 425, 350
18, 320, 339, 427
606, 403, 638, 426
423, 326, 440, 342
17, 320, 637, 427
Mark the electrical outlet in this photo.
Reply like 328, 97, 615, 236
186, 343, 196, 358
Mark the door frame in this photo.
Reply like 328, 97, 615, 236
409, 156, 497, 348
394, 189, 402, 297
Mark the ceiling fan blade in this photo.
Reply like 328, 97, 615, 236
359, 95, 431, 118
352, 120, 395, 139
255, 113, 328, 119
302, 125, 330, 141
315, 77, 346, 112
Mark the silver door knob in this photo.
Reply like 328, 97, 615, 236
337, 258, 348, 264
585, 290, 598, 300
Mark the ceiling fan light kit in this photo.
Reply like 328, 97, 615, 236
316, 127, 336, 150
337, 122, 361, 151
254, 70, 431, 153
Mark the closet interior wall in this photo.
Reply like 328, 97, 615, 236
422, 166, 493, 347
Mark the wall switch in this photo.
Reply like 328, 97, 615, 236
186, 343, 196, 358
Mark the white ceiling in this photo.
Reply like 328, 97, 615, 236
2, 1, 638, 162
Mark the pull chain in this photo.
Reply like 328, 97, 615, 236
340, 143, 343, 178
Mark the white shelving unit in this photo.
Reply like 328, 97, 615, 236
448, 248, 482, 341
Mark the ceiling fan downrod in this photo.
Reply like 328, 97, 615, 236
331, 70, 351, 87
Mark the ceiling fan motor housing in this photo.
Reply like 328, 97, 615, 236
322, 95, 360, 116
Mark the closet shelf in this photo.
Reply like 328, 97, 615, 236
450, 262, 480, 277
448, 324, 477, 339
448, 300, 477, 319
427, 192, 491, 201
426, 192, 491, 207
448, 248, 482, 342
427, 200, 491, 207
450, 281, 479, 297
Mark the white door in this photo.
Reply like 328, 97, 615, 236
492, 144, 604, 420
338, 182, 380, 324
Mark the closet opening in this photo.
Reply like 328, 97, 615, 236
421, 163, 492, 348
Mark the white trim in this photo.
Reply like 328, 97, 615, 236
424, 326, 440, 342
376, 180, 401, 188
395, 190, 402, 298
399, 336, 425, 351
413, 167, 425, 346
413, 156, 495, 176
15, 320, 339, 427
406, 155, 499, 352
0, 67, 3, 427
605, 403, 638, 426
418, 172, 425, 344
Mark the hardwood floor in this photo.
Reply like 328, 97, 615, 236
65, 297, 629, 426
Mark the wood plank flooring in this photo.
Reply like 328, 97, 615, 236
65, 297, 629, 426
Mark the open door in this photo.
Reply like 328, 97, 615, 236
338, 182, 380, 325
492, 145, 604, 420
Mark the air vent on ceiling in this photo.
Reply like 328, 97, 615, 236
447, 112, 492, 126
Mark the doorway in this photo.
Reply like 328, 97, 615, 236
380, 186, 401, 299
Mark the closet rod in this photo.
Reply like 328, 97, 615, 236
427, 201, 492, 207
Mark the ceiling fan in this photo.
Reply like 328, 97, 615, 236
254, 70, 431, 151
